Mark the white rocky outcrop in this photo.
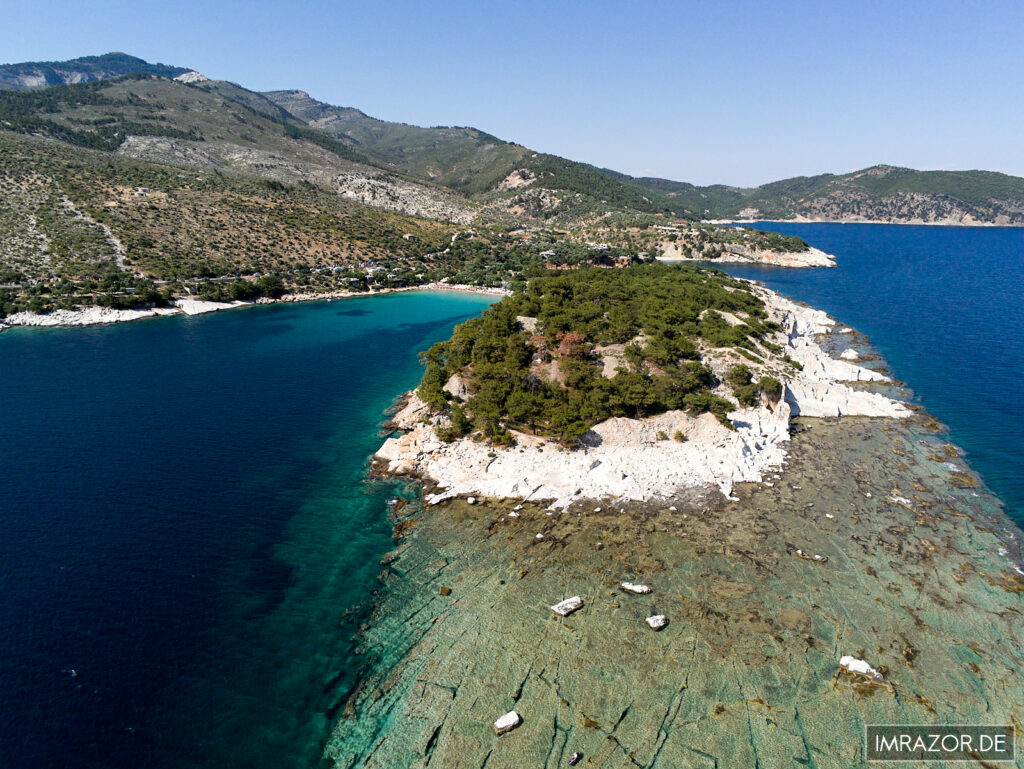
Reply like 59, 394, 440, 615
3, 306, 177, 327
3, 298, 249, 327
173, 71, 209, 84
762, 290, 911, 419
375, 285, 911, 507
646, 615, 668, 630
443, 375, 470, 402
174, 298, 247, 316
658, 244, 836, 268
380, 394, 793, 508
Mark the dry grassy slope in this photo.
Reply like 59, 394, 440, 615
0, 76, 482, 224
0, 130, 456, 285
264, 89, 531, 195
261, 90, 687, 222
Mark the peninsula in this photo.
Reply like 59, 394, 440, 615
376, 263, 904, 508
328, 265, 1023, 768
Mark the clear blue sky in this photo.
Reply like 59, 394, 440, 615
5, 0, 1023, 186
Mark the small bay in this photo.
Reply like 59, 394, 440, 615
0, 291, 497, 769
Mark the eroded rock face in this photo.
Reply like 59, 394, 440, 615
380, 397, 792, 507
442, 375, 470, 402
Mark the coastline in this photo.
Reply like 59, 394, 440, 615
705, 217, 1024, 227
328, 282, 1024, 767
329, 400, 1024, 767
0, 283, 510, 331
657, 244, 836, 268
374, 284, 910, 509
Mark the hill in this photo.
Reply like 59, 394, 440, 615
0, 74, 481, 224
4, 54, 1022, 227
415, 263, 786, 445
619, 165, 1024, 225
264, 90, 530, 195
263, 89, 684, 217
0, 52, 188, 91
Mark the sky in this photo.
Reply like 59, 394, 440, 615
5, 0, 1023, 186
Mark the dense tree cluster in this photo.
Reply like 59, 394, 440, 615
418, 263, 783, 445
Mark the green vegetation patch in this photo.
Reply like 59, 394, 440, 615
418, 263, 779, 445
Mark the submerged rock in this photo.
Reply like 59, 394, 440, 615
327, 419, 1024, 769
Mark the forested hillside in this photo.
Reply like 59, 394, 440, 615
417, 264, 788, 445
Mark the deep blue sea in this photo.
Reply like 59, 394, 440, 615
0, 291, 497, 769
719, 222, 1023, 524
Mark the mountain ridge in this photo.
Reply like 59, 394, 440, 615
3, 53, 1022, 225
0, 52, 188, 91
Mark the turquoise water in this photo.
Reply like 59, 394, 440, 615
717, 222, 1024, 523
0, 291, 496, 769
2, 225, 1022, 768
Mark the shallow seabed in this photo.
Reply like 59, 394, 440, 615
326, 414, 1023, 768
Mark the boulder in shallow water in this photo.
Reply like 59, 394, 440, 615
551, 596, 583, 616
621, 582, 651, 594
646, 614, 668, 630
839, 655, 886, 684
493, 710, 521, 734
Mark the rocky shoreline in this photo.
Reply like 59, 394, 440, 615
329, 410, 1024, 768
374, 285, 910, 508
658, 244, 837, 268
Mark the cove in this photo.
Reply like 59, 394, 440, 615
0, 290, 497, 769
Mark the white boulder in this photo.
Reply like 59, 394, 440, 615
621, 582, 651, 594
550, 596, 584, 616
839, 655, 886, 684
493, 710, 522, 734
645, 614, 668, 630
